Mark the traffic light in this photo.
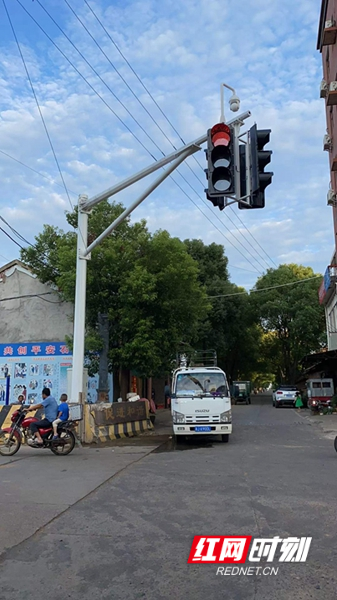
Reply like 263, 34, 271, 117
206, 194, 225, 210
205, 123, 235, 207
239, 124, 273, 209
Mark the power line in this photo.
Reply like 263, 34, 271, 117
15, 0, 156, 160
0, 223, 60, 279
34, 0, 164, 160
0, 149, 78, 196
208, 275, 322, 299
64, 0, 266, 272
64, 0, 176, 149
3, 0, 73, 214
169, 176, 260, 273
228, 207, 278, 268
83, 0, 276, 270
16, 0, 263, 274
0, 292, 61, 303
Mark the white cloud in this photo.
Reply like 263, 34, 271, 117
0, 0, 330, 290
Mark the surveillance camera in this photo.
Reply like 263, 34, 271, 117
229, 93, 240, 112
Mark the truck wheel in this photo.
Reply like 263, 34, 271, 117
221, 434, 229, 443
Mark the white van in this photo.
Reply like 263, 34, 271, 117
171, 365, 232, 443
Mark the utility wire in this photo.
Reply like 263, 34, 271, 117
170, 176, 260, 273
228, 206, 278, 268
34, 0, 163, 159
16, 0, 263, 275
208, 276, 322, 299
63, 0, 266, 272
83, 0, 275, 270
0, 149, 78, 196
15, 0, 156, 159
64, 0, 176, 149
2, 0, 73, 214
0, 292, 61, 303
0, 224, 60, 279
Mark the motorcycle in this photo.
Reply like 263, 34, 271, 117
309, 399, 331, 415
0, 406, 77, 456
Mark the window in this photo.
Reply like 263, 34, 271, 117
322, 382, 332, 388
312, 382, 322, 388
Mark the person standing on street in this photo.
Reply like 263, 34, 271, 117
295, 391, 303, 411
26, 387, 58, 446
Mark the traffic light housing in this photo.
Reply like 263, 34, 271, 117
205, 123, 235, 205
239, 124, 273, 210
206, 194, 225, 211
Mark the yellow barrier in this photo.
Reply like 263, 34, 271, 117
0, 405, 44, 430
83, 403, 153, 444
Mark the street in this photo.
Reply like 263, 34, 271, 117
0, 394, 337, 599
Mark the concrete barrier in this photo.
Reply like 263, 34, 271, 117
83, 401, 153, 444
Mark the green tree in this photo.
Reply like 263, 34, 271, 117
184, 239, 261, 381
251, 264, 325, 383
21, 201, 209, 382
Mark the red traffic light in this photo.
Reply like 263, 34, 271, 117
211, 123, 231, 147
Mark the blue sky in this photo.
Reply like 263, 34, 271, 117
0, 0, 330, 288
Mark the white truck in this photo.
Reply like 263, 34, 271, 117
171, 363, 232, 443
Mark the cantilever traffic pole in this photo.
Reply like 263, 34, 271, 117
71, 146, 198, 411
84, 146, 198, 256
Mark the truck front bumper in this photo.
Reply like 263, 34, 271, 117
173, 424, 232, 436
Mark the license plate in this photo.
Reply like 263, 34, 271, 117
195, 426, 211, 432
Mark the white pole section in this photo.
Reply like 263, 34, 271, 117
82, 112, 251, 212
84, 147, 197, 256
233, 121, 241, 202
71, 194, 90, 404
83, 137, 207, 211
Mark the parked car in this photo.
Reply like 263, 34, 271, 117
273, 385, 298, 408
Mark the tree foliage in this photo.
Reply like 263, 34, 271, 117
184, 239, 261, 382
251, 264, 325, 383
21, 201, 209, 378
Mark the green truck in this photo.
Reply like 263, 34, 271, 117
231, 381, 251, 405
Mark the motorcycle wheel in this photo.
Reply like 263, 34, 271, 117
50, 429, 75, 456
334, 437, 337, 453
0, 430, 21, 456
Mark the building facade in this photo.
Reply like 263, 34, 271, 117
318, 1, 337, 349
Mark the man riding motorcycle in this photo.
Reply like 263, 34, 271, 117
26, 387, 58, 446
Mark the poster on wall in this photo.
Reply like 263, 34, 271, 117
0, 343, 113, 404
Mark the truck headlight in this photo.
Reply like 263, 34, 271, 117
173, 411, 185, 424
220, 410, 232, 423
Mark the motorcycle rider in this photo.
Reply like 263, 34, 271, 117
26, 387, 58, 446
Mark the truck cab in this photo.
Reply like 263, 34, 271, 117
171, 364, 232, 443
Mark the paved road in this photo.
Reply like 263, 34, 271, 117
0, 394, 336, 599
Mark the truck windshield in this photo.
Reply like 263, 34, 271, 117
175, 373, 228, 396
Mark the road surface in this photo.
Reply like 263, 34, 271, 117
0, 394, 336, 599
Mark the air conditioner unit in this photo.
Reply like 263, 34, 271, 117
327, 188, 336, 206
321, 79, 328, 98
330, 81, 337, 92
325, 19, 336, 29
324, 133, 333, 151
